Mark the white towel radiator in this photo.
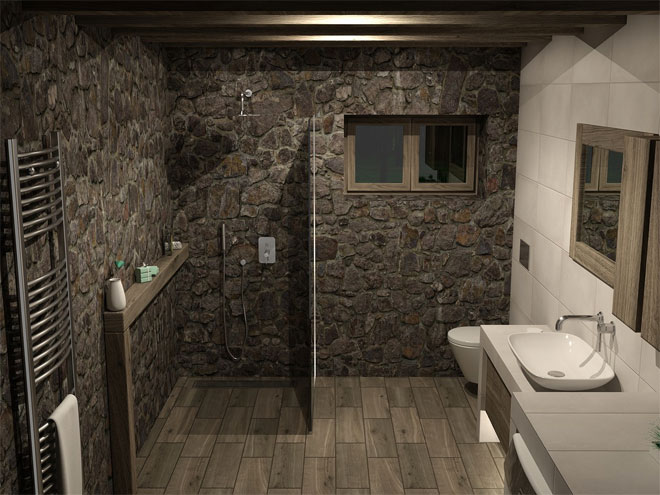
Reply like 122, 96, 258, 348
5, 132, 77, 494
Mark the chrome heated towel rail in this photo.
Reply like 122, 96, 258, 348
6, 133, 76, 494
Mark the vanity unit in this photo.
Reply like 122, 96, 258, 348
478, 325, 660, 494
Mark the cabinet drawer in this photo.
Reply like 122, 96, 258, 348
485, 355, 511, 453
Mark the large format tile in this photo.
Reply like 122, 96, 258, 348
277, 407, 308, 443
175, 388, 205, 408
336, 443, 369, 489
391, 408, 425, 443
513, 174, 538, 230
608, 82, 660, 136
157, 407, 198, 443
387, 387, 415, 407
516, 130, 540, 182
397, 444, 437, 490
139, 443, 183, 488
368, 457, 404, 494
434, 378, 469, 408
244, 418, 279, 457
458, 444, 503, 489
313, 387, 336, 418
270, 443, 305, 489
305, 418, 335, 457
202, 443, 244, 488
217, 407, 253, 442
611, 14, 660, 83
364, 418, 398, 457
229, 388, 258, 407
412, 387, 446, 419
336, 387, 362, 407
302, 457, 335, 495
254, 388, 283, 418
234, 457, 271, 494
181, 434, 216, 457
336, 407, 365, 443
420, 419, 460, 458
361, 387, 390, 418
138, 418, 165, 457
432, 457, 473, 494
164, 457, 208, 494
197, 389, 231, 419
446, 408, 478, 444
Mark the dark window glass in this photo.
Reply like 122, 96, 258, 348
419, 125, 468, 184
355, 125, 404, 183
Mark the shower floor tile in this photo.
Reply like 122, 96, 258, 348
136, 378, 504, 494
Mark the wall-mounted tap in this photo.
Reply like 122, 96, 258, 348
239, 89, 252, 117
555, 311, 615, 352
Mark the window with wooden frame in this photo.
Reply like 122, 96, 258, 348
344, 116, 478, 194
582, 144, 624, 192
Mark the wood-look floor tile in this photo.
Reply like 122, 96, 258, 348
386, 377, 411, 388
138, 418, 165, 457
158, 387, 182, 419
364, 418, 397, 457
234, 457, 272, 494
420, 419, 460, 457
472, 489, 504, 494
180, 433, 215, 457
268, 489, 302, 495
139, 443, 183, 488
164, 456, 208, 494
446, 408, 478, 444
336, 443, 369, 489
405, 489, 439, 494
397, 443, 436, 490
387, 387, 415, 407
494, 456, 505, 481
198, 489, 234, 494
412, 387, 446, 419
277, 407, 307, 443
315, 377, 335, 387
391, 408, 425, 443
432, 457, 473, 494
157, 407, 197, 443
487, 443, 504, 458
174, 376, 187, 388
302, 457, 335, 494
305, 418, 335, 457
312, 387, 336, 419
137, 489, 164, 494
336, 377, 360, 388
190, 418, 222, 435
359, 377, 385, 387
361, 387, 390, 419
368, 457, 404, 494
229, 388, 258, 407
217, 407, 253, 442
457, 444, 503, 489
335, 490, 370, 495
336, 407, 365, 443
336, 387, 362, 407
409, 377, 436, 387
136, 456, 146, 475
201, 443, 244, 488
270, 443, 305, 488
434, 378, 469, 408
197, 389, 231, 419
244, 418, 278, 457
254, 388, 283, 418
175, 388, 205, 407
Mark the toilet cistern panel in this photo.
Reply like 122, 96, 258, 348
258, 237, 276, 264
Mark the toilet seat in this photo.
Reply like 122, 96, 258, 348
448, 326, 481, 348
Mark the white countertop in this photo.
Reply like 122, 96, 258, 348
481, 325, 660, 495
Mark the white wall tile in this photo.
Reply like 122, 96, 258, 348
512, 216, 535, 265
608, 83, 660, 134
611, 15, 660, 83
572, 37, 613, 84
535, 185, 567, 246
542, 36, 575, 84
558, 303, 595, 344
540, 84, 573, 140
639, 341, 660, 392
564, 140, 577, 198
530, 231, 563, 296
514, 174, 538, 229
561, 195, 573, 252
510, 302, 532, 325
611, 354, 640, 392
516, 130, 540, 181
538, 135, 571, 194
637, 378, 655, 393
511, 260, 533, 320
519, 84, 543, 133
531, 279, 560, 327
569, 83, 610, 131
559, 251, 597, 315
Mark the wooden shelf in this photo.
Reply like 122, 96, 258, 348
104, 244, 188, 334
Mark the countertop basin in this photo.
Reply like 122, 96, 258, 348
508, 332, 615, 391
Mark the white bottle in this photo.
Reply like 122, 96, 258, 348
106, 278, 126, 311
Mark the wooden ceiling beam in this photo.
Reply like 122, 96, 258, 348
75, 13, 627, 29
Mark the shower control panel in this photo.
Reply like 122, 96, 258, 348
258, 237, 276, 264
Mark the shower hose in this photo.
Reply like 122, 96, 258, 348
222, 237, 248, 361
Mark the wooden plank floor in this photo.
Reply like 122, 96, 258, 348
137, 377, 505, 494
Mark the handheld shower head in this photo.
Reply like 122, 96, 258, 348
242, 89, 252, 98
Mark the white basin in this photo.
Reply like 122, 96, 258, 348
508, 332, 615, 391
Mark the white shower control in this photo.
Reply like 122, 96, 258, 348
258, 237, 276, 264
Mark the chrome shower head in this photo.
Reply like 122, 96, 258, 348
242, 89, 252, 98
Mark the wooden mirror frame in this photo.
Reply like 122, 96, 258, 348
570, 124, 653, 287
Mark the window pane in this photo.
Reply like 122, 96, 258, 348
606, 150, 623, 184
355, 125, 404, 183
418, 125, 467, 183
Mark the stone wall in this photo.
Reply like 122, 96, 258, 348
166, 47, 519, 377
580, 193, 619, 261
0, 9, 173, 493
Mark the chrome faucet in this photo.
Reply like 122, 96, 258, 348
555, 312, 616, 351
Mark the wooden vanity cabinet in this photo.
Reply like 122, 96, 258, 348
484, 356, 511, 454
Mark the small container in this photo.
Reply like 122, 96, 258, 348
106, 277, 126, 312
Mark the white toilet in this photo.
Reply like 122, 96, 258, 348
448, 326, 481, 384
